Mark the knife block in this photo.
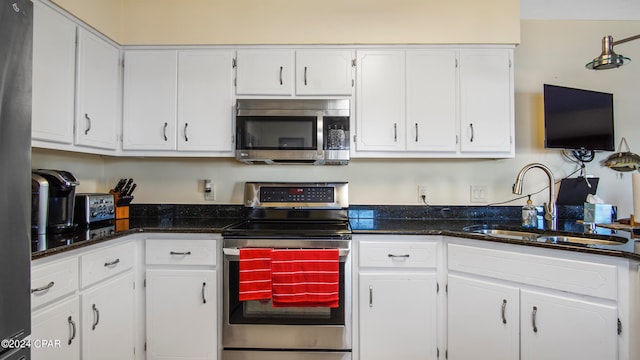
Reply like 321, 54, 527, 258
110, 191, 133, 231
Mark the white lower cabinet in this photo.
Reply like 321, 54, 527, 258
357, 237, 439, 360
31, 297, 80, 360
146, 269, 216, 360
520, 289, 617, 360
30, 240, 136, 360
81, 272, 135, 360
446, 239, 620, 360
447, 274, 519, 360
145, 238, 218, 360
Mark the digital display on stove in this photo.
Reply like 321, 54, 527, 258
260, 187, 335, 203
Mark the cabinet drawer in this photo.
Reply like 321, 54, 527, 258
146, 239, 217, 266
31, 257, 79, 309
359, 241, 437, 269
448, 243, 618, 300
80, 242, 135, 289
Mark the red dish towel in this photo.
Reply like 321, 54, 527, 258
271, 249, 340, 308
239, 248, 273, 301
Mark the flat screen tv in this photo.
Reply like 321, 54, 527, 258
543, 84, 615, 151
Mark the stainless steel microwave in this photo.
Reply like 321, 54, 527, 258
235, 99, 350, 165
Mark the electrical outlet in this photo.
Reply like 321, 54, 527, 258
418, 185, 428, 204
470, 185, 488, 203
204, 180, 215, 201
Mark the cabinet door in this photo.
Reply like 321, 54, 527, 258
356, 50, 406, 152
406, 50, 458, 152
359, 272, 437, 360
122, 50, 178, 150
236, 49, 294, 95
520, 289, 617, 360
81, 272, 135, 360
75, 29, 119, 150
295, 50, 353, 95
447, 274, 519, 360
459, 49, 513, 154
31, 297, 80, 360
146, 269, 217, 360
177, 50, 234, 152
32, 1, 76, 144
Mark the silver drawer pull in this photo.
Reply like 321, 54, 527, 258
104, 259, 120, 267
388, 253, 410, 258
68, 316, 76, 345
31, 281, 55, 293
170, 251, 192, 256
92, 304, 100, 331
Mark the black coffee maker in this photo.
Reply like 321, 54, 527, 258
32, 169, 80, 233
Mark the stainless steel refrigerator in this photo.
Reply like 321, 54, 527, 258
0, 0, 33, 359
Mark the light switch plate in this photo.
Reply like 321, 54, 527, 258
470, 185, 488, 203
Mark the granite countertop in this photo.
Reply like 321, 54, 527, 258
31, 204, 640, 261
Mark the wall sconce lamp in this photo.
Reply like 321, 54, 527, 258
586, 34, 640, 70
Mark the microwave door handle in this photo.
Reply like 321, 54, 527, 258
317, 111, 324, 157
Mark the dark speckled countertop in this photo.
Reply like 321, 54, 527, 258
31, 204, 640, 261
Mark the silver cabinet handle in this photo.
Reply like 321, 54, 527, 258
501, 299, 507, 324
388, 253, 410, 258
31, 281, 55, 293
184, 123, 189, 142
163, 122, 168, 141
304, 66, 308, 85
469, 123, 474, 142
170, 251, 192, 256
68, 316, 76, 345
393, 123, 398, 142
532, 306, 538, 333
202, 282, 207, 304
84, 113, 92, 135
369, 285, 373, 307
92, 304, 100, 331
279, 66, 283, 85
104, 258, 120, 267
415, 123, 419, 142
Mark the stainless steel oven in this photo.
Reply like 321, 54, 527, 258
221, 182, 352, 360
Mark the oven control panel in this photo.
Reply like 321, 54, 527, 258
244, 182, 348, 209
261, 187, 334, 203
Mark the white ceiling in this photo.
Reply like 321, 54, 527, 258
521, 0, 640, 20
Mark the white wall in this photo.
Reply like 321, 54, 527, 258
32, 19, 640, 219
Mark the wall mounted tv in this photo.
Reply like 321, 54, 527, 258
543, 84, 615, 151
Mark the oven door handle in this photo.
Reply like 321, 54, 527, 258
223, 247, 350, 261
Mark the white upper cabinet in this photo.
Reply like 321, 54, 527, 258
75, 29, 120, 150
355, 50, 406, 152
122, 49, 235, 154
32, 1, 120, 155
235, 49, 354, 96
235, 49, 294, 95
458, 49, 513, 154
354, 47, 514, 158
32, 1, 76, 145
295, 50, 354, 95
177, 50, 234, 152
122, 50, 178, 151
406, 49, 458, 152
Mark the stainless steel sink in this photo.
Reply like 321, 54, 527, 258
471, 228, 540, 240
535, 235, 626, 246
465, 226, 627, 246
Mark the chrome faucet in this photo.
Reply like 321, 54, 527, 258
512, 163, 557, 230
